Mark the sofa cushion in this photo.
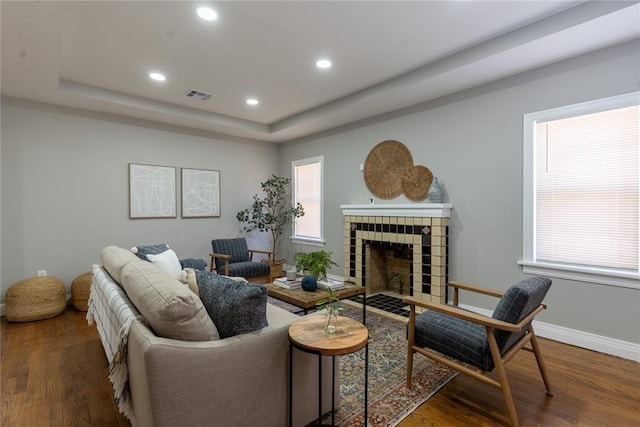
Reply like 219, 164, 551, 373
121, 261, 219, 341
147, 248, 182, 280
101, 245, 143, 285
195, 270, 268, 339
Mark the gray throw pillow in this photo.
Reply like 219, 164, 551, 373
194, 270, 268, 338
131, 244, 170, 260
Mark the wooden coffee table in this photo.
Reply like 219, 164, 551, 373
267, 282, 367, 320
288, 315, 369, 427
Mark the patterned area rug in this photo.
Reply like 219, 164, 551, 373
268, 297, 457, 427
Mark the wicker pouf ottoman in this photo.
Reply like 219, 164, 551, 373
71, 271, 92, 311
5, 276, 67, 322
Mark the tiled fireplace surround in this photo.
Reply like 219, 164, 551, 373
341, 204, 453, 304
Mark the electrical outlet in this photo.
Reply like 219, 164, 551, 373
37, 270, 47, 277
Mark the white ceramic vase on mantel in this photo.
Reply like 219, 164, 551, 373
428, 177, 443, 203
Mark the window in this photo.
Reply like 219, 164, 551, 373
292, 156, 324, 245
521, 92, 639, 289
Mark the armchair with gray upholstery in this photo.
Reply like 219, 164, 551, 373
210, 238, 272, 282
404, 276, 554, 427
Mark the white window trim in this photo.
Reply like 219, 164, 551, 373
521, 91, 640, 290
291, 236, 326, 247
291, 155, 324, 245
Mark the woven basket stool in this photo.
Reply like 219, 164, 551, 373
71, 271, 92, 311
5, 276, 67, 322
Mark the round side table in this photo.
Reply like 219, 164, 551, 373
288, 315, 369, 427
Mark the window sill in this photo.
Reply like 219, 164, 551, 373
291, 236, 326, 248
518, 260, 639, 290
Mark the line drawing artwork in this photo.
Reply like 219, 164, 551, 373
129, 163, 176, 218
182, 168, 220, 217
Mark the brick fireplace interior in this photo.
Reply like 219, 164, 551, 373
365, 242, 412, 296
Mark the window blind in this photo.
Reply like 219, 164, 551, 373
534, 105, 639, 271
294, 160, 322, 239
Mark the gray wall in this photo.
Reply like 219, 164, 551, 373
1, 40, 638, 350
1, 101, 278, 300
281, 41, 640, 345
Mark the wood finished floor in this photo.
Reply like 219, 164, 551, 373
2, 307, 639, 426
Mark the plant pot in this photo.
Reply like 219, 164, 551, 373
269, 259, 286, 282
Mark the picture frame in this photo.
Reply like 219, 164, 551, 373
181, 168, 220, 218
129, 163, 177, 219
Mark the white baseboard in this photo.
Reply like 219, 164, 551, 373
460, 304, 640, 363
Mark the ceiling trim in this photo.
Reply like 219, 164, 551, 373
271, 0, 638, 134
59, 79, 270, 133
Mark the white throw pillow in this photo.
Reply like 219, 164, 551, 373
147, 249, 182, 280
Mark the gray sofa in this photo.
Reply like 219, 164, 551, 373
88, 246, 337, 427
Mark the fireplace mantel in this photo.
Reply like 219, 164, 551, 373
341, 203, 452, 218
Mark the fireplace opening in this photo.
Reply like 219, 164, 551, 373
364, 242, 412, 297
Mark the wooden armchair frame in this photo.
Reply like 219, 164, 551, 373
405, 280, 553, 427
209, 248, 273, 282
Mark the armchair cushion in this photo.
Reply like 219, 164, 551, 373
227, 261, 270, 278
415, 309, 492, 371
211, 238, 250, 271
195, 270, 268, 339
492, 276, 552, 352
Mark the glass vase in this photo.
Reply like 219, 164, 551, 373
428, 177, 444, 203
324, 308, 339, 334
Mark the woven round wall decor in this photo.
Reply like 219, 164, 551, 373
401, 165, 433, 201
363, 140, 413, 199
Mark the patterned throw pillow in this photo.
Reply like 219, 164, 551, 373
194, 270, 268, 339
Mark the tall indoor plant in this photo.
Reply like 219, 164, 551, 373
236, 175, 304, 276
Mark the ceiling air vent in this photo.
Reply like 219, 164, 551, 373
184, 89, 212, 100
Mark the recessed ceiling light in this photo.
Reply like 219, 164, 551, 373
196, 7, 218, 21
246, 98, 259, 106
149, 72, 166, 82
316, 59, 332, 69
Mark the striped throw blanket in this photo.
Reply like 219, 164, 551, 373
86, 264, 141, 419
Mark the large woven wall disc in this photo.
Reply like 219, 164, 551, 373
364, 140, 413, 199
402, 165, 433, 201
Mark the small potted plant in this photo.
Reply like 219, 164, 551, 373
294, 250, 339, 281
316, 287, 344, 334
